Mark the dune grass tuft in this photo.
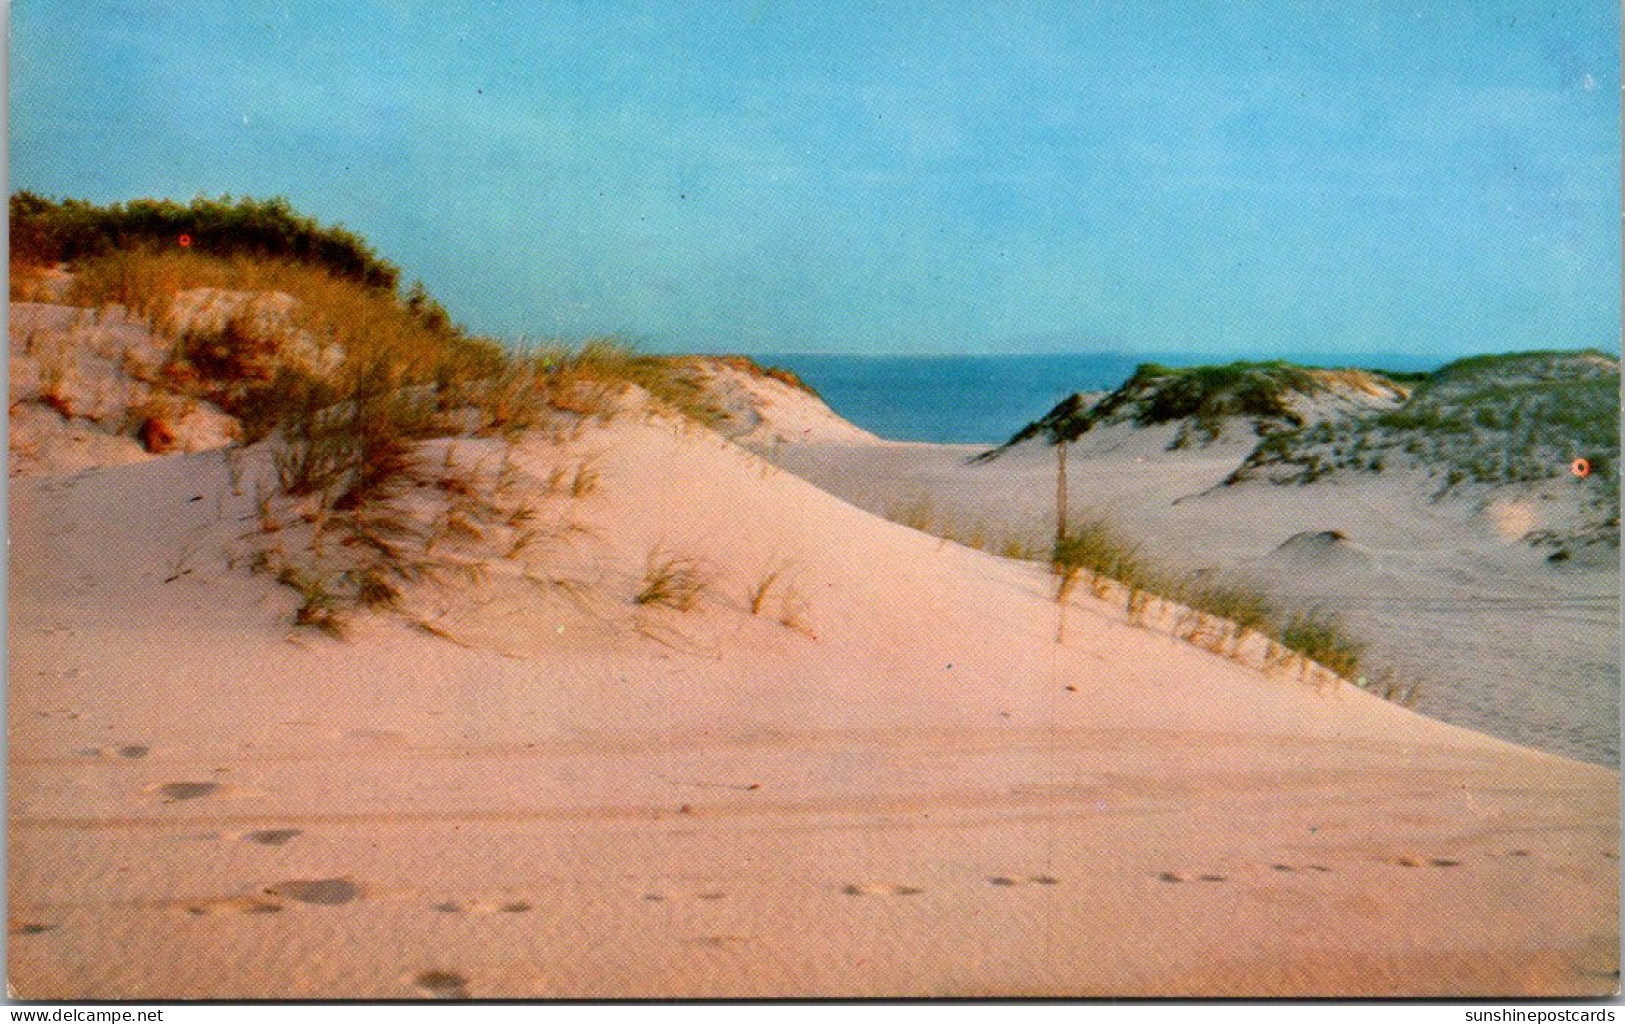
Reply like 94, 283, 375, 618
635, 551, 709, 611
1358, 668, 1423, 708
746, 567, 786, 616
744, 563, 813, 634
568, 458, 602, 497
1052, 519, 1153, 598
1279, 606, 1363, 679
1034, 517, 1384, 695
1180, 579, 1276, 637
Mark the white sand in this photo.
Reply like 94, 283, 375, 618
768, 422, 1620, 766
8, 302, 239, 476
8, 403, 1618, 997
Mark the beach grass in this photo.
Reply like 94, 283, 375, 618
635, 550, 709, 611
14, 199, 739, 636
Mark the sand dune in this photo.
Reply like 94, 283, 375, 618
679, 356, 886, 447
8, 401, 1618, 997
9, 301, 240, 476
769, 423, 1620, 767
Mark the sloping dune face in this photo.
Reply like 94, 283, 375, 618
674, 356, 887, 447
8, 410, 1618, 998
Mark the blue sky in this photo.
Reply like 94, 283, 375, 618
10, 1, 1620, 356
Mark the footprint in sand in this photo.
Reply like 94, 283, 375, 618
243, 829, 302, 847
1271, 863, 1333, 874
412, 970, 470, 999
985, 875, 1061, 888
156, 781, 219, 802
184, 896, 283, 916
265, 878, 362, 906
1157, 872, 1227, 884
841, 883, 924, 896
429, 899, 532, 915
1392, 856, 1462, 869
77, 744, 152, 760
9, 921, 54, 936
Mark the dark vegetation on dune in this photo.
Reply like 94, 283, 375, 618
1088, 361, 1325, 441
1358, 367, 1433, 386
1232, 351, 1621, 545
981, 351, 1617, 545
12, 192, 403, 291
977, 360, 1360, 468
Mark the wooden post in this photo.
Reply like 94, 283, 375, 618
1055, 438, 1068, 552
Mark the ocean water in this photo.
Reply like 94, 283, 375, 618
759, 352, 1444, 445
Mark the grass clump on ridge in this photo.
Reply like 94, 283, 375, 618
1043, 517, 1375, 686
697, 355, 822, 397
1051, 518, 1153, 599
1180, 578, 1276, 637
883, 497, 1040, 562
546, 340, 726, 429
1279, 607, 1363, 679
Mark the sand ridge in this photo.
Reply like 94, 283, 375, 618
7, 404, 1618, 997
768, 423, 1620, 766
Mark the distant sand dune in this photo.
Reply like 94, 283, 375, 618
768, 430, 1619, 767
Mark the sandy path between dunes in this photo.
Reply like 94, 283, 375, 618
766, 432, 1620, 767
8, 417, 1618, 998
